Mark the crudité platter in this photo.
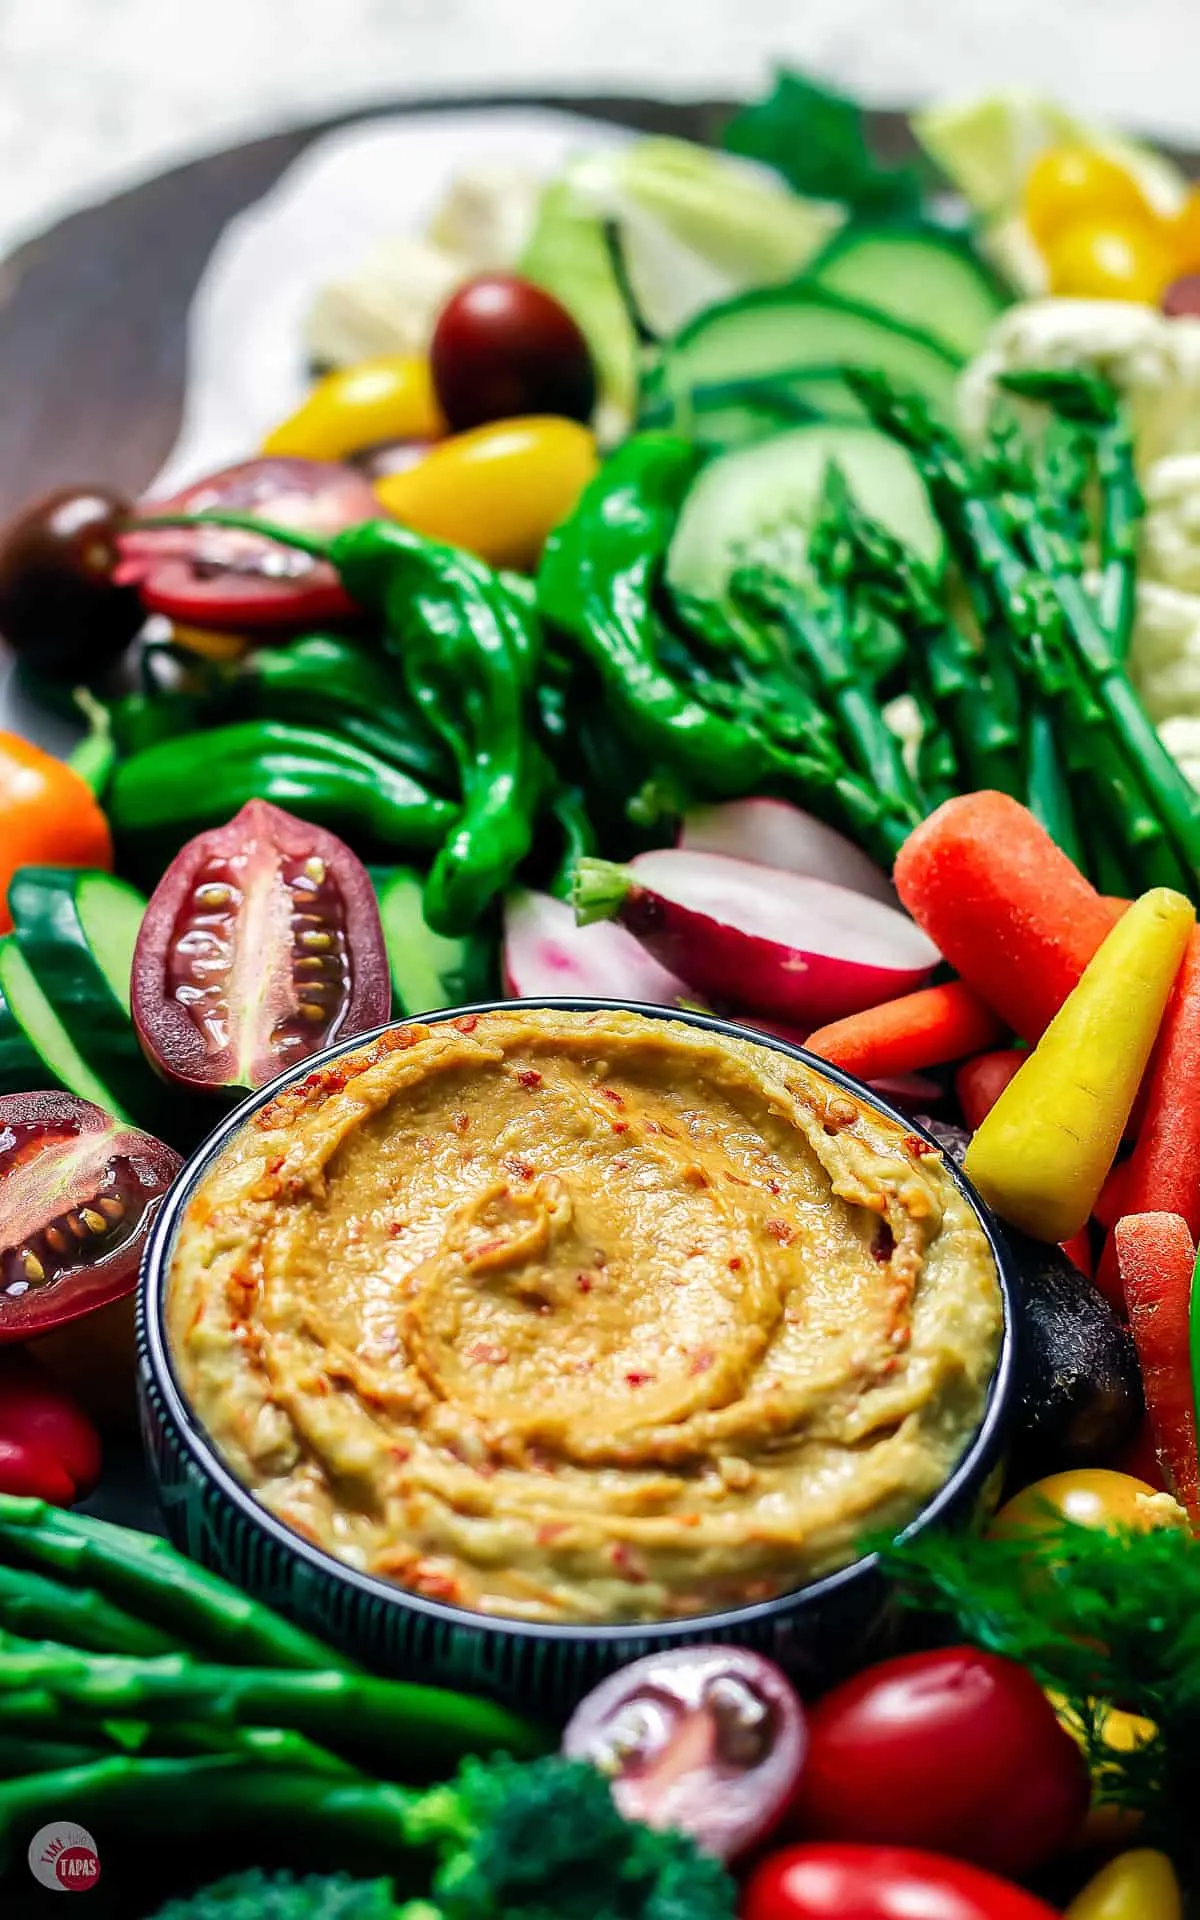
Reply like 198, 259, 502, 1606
3, 66, 1200, 1918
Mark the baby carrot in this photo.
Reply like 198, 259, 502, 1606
804, 981, 1004, 1081
964, 888, 1195, 1243
1115, 1211, 1200, 1520
955, 1049, 1025, 1131
893, 792, 1121, 1041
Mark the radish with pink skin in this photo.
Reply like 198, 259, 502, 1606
573, 848, 938, 1026
680, 797, 894, 904
503, 889, 690, 1005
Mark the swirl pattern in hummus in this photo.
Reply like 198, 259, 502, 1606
167, 1008, 1003, 1624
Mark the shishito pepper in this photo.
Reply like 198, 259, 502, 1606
261, 354, 445, 461
964, 887, 1196, 1242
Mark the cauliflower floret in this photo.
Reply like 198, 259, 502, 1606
428, 165, 543, 272
304, 236, 462, 370
1158, 714, 1200, 791
1128, 579, 1200, 721
1142, 452, 1200, 595
959, 300, 1200, 469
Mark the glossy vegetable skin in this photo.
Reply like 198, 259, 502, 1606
0, 736, 112, 937
131, 800, 390, 1093
793, 1647, 1088, 1875
990, 1468, 1176, 1537
562, 1645, 806, 1864
118, 457, 377, 627
0, 1348, 100, 1503
740, 1844, 1058, 1920
1065, 1849, 1183, 1920
0, 1091, 181, 1342
430, 273, 597, 430
262, 355, 445, 460
0, 486, 144, 679
374, 414, 599, 572
964, 888, 1195, 1242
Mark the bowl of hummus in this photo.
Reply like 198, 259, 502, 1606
139, 1001, 1015, 1708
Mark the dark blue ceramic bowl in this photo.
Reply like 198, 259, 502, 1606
138, 1000, 1018, 1714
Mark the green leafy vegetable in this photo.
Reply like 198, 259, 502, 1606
722, 68, 923, 218
886, 1519, 1200, 1866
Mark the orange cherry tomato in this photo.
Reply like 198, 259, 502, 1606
1024, 146, 1156, 249
0, 735, 112, 934
1043, 217, 1175, 304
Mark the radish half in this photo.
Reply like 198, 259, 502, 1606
681, 798, 894, 904
503, 889, 690, 1005
574, 849, 938, 1026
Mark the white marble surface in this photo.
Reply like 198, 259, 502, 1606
2, 0, 1200, 262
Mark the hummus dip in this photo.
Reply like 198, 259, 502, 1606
167, 1008, 1003, 1625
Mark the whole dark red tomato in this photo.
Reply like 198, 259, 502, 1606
131, 799, 390, 1093
793, 1647, 1088, 1876
0, 1091, 180, 1342
740, 1844, 1058, 1920
563, 1646, 806, 1863
430, 274, 596, 431
115, 457, 377, 629
0, 486, 144, 679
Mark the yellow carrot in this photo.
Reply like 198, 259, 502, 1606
964, 887, 1195, 1243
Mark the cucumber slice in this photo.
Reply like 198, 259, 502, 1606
643, 366, 865, 450
662, 282, 963, 426
0, 969, 57, 1095
809, 224, 1010, 360
0, 939, 129, 1119
666, 421, 943, 602
6, 869, 166, 1127
374, 867, 498, 1017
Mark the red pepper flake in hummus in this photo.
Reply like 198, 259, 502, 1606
516, 1068, 543, 1089
454, 1015, 478, 1033
765, 1218, 796, 1245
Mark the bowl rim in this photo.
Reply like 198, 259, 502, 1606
139, 997, 1018, 1644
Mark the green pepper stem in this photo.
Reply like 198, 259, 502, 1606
130, 510, 334, 558
572, 857, 636, 926
67, 689, 116, 797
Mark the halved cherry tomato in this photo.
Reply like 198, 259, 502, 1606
431, 274, 596, 431
563, 1646, 806, 1864
1043, 217, 1175, 304
262, 356, 446, 462
116, 457, 377, 629
1024, 146, 1156, 249
793, 1647, 1087, 1875
0, 1092, 180, 1342
374, 415, 598, 572
989, 1468, 1185, 1537
741, 1844, 1058, 1920
131, 799, 389, 1093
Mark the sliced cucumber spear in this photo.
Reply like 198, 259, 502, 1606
373, 867, 498, 1017
5, 870, 166, 1128
0, 939, 129, 1119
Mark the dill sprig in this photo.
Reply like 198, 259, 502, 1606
885, 1520, 1200, 1865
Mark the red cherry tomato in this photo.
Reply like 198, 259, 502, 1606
430, 274, 596, 431
563, 1646, 806, 1864
793, 1647, 1088, 1876
115, 457, 377, 629
131, 799, 390, 1094
741, 1844, 1059, 1920
0, 1348, 101, 1502
0, 1092, 181, 1343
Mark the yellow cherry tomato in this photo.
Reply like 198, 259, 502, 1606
1049, 1692, 1156, 1849
1170, 187, 1200, 272
1065, 1848, 1183, 1920
374, 416, 598, 572
989, 1467, 1182, 1537
1024, 145, 1156, 249
262, 356, 445, 461
1043, 216, 1176, 304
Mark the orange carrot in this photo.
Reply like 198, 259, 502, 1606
1060, 1229, 1094, 1280
893, 792, 1122, 1042
804, 981, 1004, 1081
1115, 1210, 1200, 1519
1097, 929, 1200, 1301
955, 1049, 1025, 1131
